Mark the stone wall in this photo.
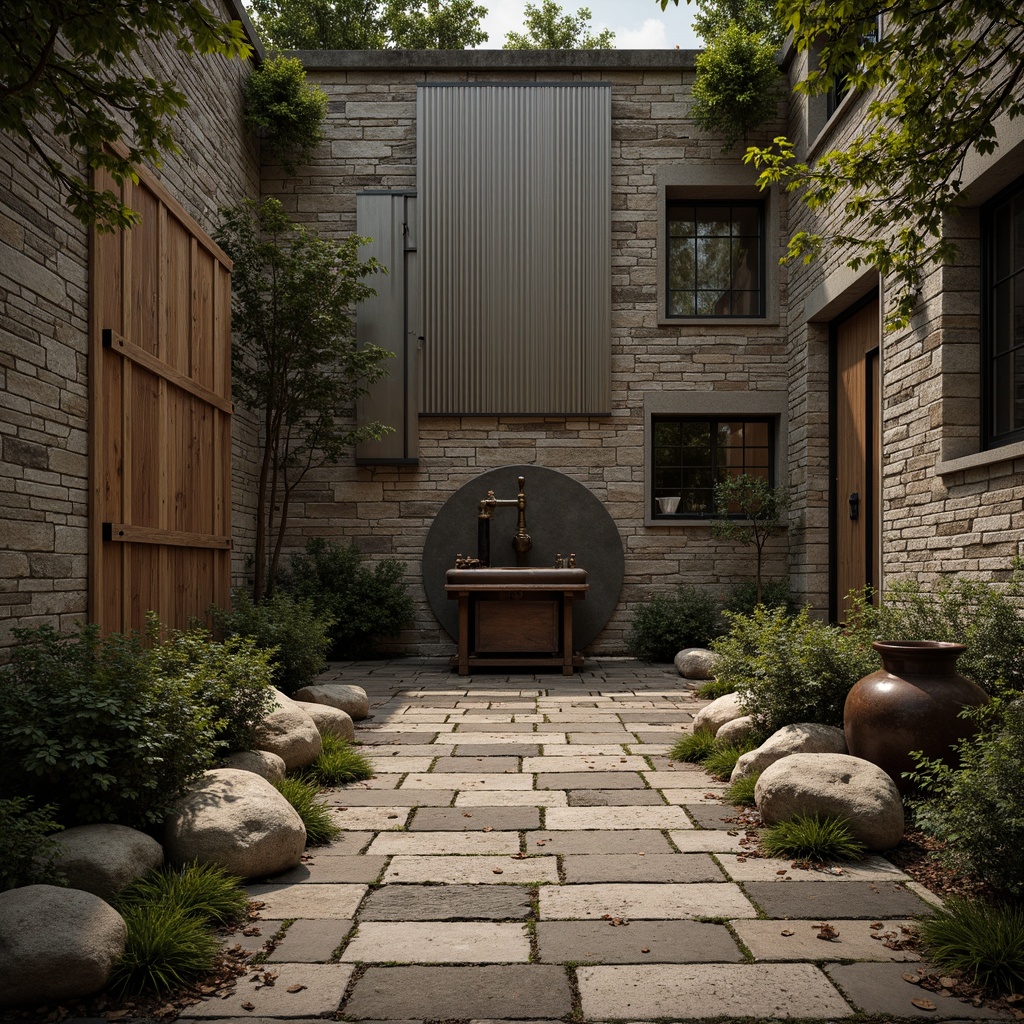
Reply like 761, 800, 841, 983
0, 0, 261, 651
268, 52, 795, 656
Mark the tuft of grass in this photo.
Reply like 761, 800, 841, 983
109, 903, 220, 996
701, 736, 760, 781
669, 727, 718, 763
723, 770, 761, 806
918, 898, 1024, 995
695, 678, 734, 700
114, 861, 248, 927
305, 733, 373, 786
273, 775, 342, 845
761, 813, 867, 862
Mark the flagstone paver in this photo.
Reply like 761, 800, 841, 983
172, 658, 1003, 1024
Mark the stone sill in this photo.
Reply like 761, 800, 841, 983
936, 439, 1024, 476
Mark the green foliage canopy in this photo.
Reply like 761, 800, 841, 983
503, 1, 615, 49
692, 0, 784, 46
0, 1, 252, 231
213, 198, 392, 598
249, 0, 489, 49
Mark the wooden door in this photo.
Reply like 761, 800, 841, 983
832, 297, 880, 619
89, 162, 233, 637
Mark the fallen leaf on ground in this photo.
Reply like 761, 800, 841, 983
912, 998, 937, 1010
902, 973, 921, 985
286, 985, 306, 994
492, 868, 503, 874
483, 826, 493, 832
816, 923, 840, 941
780, 929, 795, 937
240, 1002, 255, 1012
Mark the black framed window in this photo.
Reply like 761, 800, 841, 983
652, 417, 773, 518
984, 176, 1024, 447
666, 202, 764, 318
825, 16, 881, 119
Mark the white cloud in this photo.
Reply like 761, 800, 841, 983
614, 18, 669, 49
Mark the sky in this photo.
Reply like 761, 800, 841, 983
477, 0, 702, 50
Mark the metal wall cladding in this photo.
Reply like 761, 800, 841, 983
418, 83, 612, 416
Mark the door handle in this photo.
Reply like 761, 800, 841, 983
849, 492, 860, 521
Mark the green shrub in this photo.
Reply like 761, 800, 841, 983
0, 624, 218, 828
723, 578, 796, 618
866, 566, 1024, 696
0, 797, 65, 892
695, 677, 735, 699
917, 898, 1024, 995
702, 736, 760, 781
305, 734, 374, 786
153, 629, 276, 754
761, 813, 867, 862
212, 589, 333, 695
626, 586, 722, 663
668, 727, 718, 764
273, 776, 342, 845
907, 697, 1024, 896
114, 862, 248, 927
110, 903, 220, 996
713, 605, 879, 733
285, 538, 414, 659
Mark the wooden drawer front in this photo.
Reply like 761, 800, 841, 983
475, 598, 559, 653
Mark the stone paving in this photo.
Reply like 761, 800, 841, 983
176, 658, 1008, 1023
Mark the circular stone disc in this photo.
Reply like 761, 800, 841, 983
422, 465, 624, 650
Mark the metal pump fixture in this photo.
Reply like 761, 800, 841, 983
477, 475, 532, 567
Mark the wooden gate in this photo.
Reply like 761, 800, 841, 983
832, 296, 880, 620
89, 164, 233, 637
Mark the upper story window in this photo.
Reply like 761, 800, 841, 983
652, 417, 773, 518
984, 176, 1024, 447
666, 201, 765, 318
824, 15, 882, 121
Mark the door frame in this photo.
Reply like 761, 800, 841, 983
828, 291, 881, 622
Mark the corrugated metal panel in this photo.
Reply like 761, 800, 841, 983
418, 84, 611, 415
355, 192, 419, 462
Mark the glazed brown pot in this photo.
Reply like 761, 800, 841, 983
844, 640, 989, 795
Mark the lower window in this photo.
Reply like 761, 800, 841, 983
652, 417, 773, 518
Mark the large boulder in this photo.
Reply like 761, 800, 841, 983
754, 753, 904, 852
716, 715, 757, 746
293, 683, 369, 721
164, 768, 306, 879
298, 701, 355, 742
674, 648, 720, 681
50, 823, 164, 902
0, 885, 126, 1006
731, 723, 848, 783
692, 691, 746, 736
224, 749, 287, 783
254, 690, 322, 771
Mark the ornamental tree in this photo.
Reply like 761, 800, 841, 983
213, 198, 393, 600
503, 1, 615, 50
0, 1, 252, 231
661, 0, 1024, 328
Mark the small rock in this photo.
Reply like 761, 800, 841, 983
49, 823, 164, 902
731, 723, 848, 782
224, 749, 287, 783
754, 752, 904, 851
692, 691, 746, 736
292, 683, 369, 721
674, 648, 720, 680
0, 885, 127, 1006
295, 701, 355, 742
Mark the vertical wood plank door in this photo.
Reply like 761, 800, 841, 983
89, 165, 233, 637
832, 297, 880, 620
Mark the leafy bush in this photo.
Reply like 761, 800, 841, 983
865, 567, 1024, 696
110, 903, 220, 996
114, 862, 248, 927
273, 776, 342, 845
723, 578, 796, 618
212, 589, 333, 695
285, 538, 414, 659
907, 698, 1024, 896
761, 813, 867, 862
713, 605, 879, 733
0, 797, 65, 892
917, 898, 1024, 995
153, 629, 277, 754
305, 734, 374, 786
0, 624, 218, 828
626, 586, 721, 663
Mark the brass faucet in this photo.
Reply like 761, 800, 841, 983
477, 475, 532, 566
